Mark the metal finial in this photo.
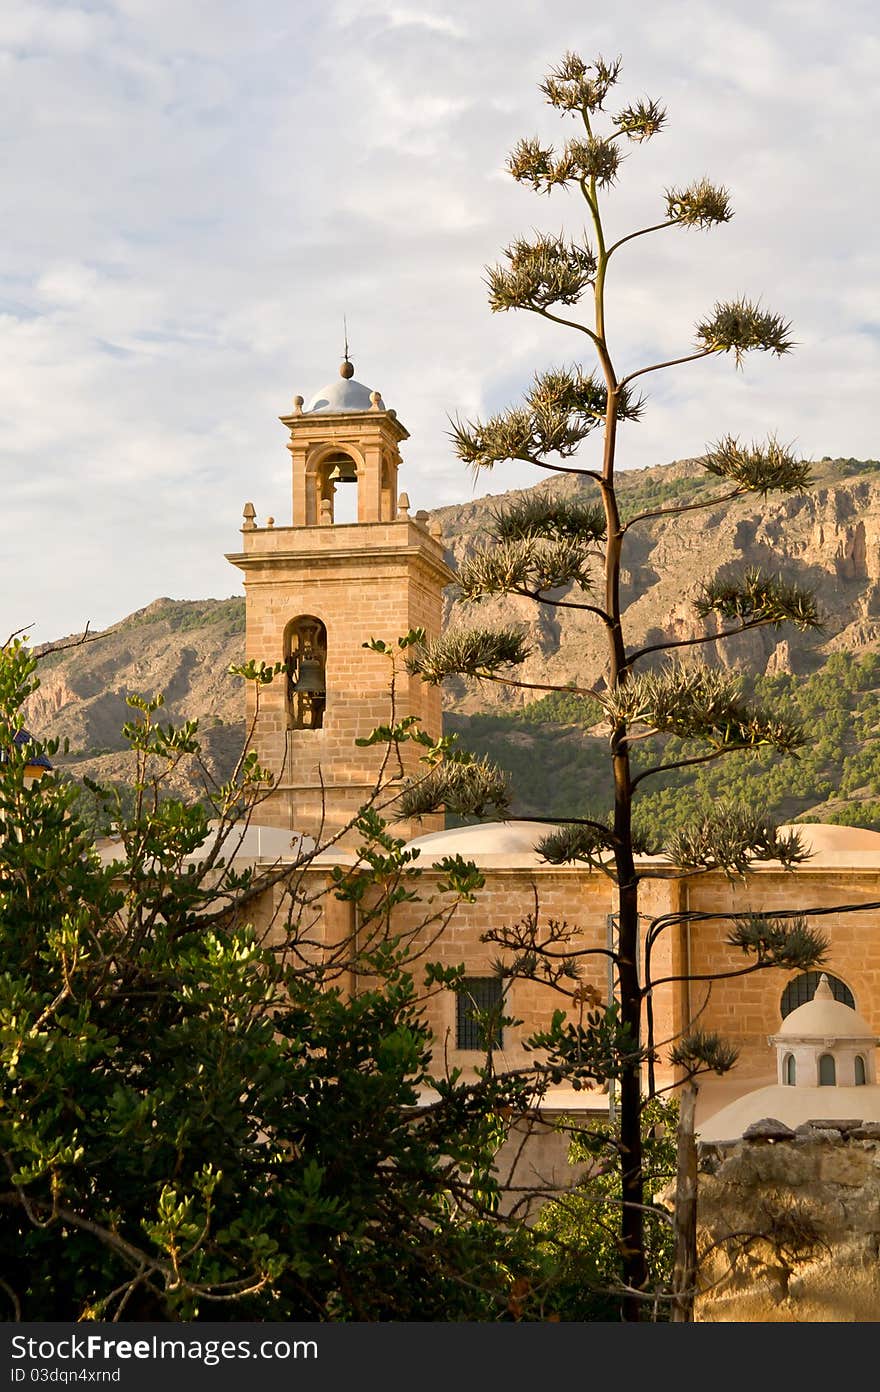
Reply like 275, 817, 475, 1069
340, 316, 354, 378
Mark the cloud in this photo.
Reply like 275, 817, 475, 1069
2, 0, 878, 643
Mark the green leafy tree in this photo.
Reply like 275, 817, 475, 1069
402, 53, 831, 1318
533, 1097, 678, 1321
0, 635, 541, 1321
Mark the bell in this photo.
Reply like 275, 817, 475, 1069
293, 656, 326, 697
327, 459, 358, 484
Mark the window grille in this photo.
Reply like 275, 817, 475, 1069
456, 977, 503, 1051
780, 971, 854, 1019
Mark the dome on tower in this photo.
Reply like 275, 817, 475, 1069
775, 973, 874, 1041
305, 359, 384, 414
697, 973, 880, 1140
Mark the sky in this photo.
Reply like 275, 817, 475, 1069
2, 0, 878, 645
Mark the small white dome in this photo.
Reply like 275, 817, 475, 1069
776, 973, 875, 1040
306, 362, 383, 414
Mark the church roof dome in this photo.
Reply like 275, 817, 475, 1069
403, 820, 565, 867
305, 359, 384, 414
775, 973, 875, 1040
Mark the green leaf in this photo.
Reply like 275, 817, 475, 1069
726, 912, 828, 969
613, 97, 666, 143
668, 1029, 739, 1076
487, 234, 597, 312
537, 822, 615, 866
458, 538, 595, 601
491, 494, 606, 544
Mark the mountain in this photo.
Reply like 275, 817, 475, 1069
22, 454, 880, 824
28, 598, 246, 806
435, 454, 880, 711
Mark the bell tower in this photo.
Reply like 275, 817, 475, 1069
227, 357, 451, 845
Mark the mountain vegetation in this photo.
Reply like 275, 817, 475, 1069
23, 453, 880, 834
451, 649, 880, 834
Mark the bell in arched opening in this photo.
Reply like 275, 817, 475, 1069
325, 451, 358, 484
286, 617, 327, 730
320, 450, 359, 525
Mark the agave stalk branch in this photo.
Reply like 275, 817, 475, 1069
622, 487, 746, 531
631, 746, 756, 790
606, 220, 678, 257
621, 348, 714, 387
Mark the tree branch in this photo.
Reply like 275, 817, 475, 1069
622, 486, 747, 531
628, 617, 783, 665
631, 746, 745, 789
606, 219, 678, 257
620, 348, 713, 388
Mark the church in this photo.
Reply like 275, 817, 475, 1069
224, 356, 880, 1136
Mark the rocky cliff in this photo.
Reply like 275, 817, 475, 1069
437, 455, 880, 711
27, 597, 247, 801
23, 454, 880, 801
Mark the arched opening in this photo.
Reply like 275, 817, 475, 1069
781, 971, 854, 1019
381, 454, 396, 521
855, 1055, 867, 1086
784, 1053, 796, 1086
285, 616, 327, 730
818, 1054, 836, 1086
317, 450, 359, 525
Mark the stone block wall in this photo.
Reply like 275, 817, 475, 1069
239, 857, 880, 1120
687, 869, 880, 1082
229, 519, 449, 842
695, 1123, 880, 1321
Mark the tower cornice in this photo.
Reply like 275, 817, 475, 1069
279, 408, 410, 445
227, 519, 454, 588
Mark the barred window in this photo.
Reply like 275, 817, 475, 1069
456, 977, 503, 1051
780, 971, 854, 1019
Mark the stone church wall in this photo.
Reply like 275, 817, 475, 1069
686, 868, 880, 1082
